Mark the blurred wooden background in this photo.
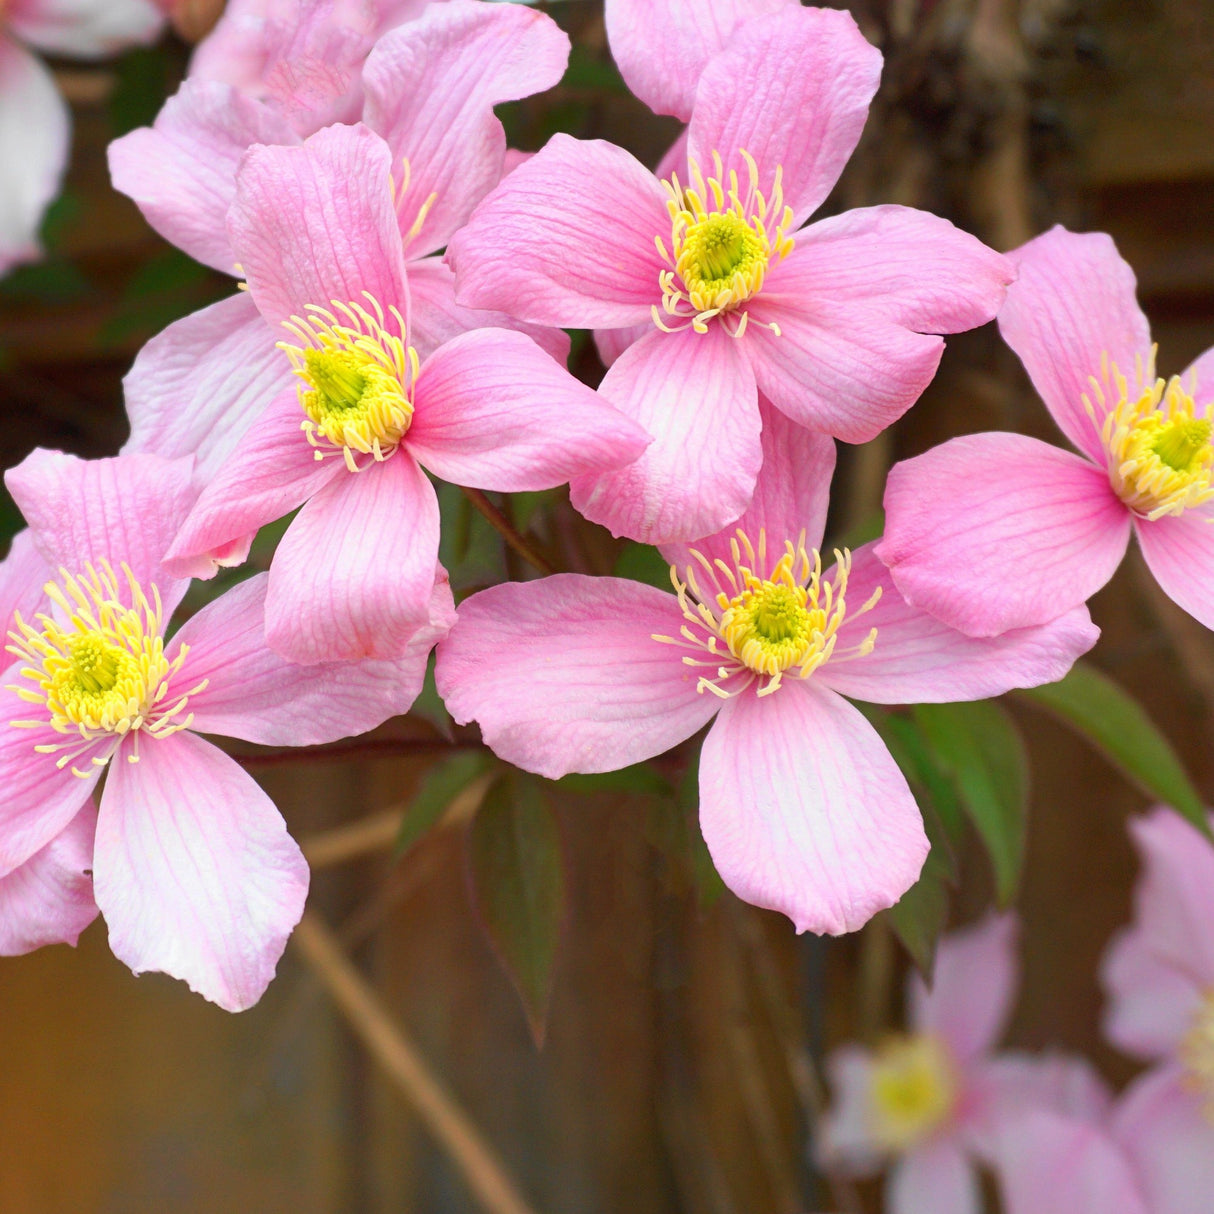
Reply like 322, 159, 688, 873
1, 1, 1212, 1210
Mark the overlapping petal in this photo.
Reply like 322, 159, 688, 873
887, 1138, 979, 1214
8, 0, 163, 58
1102, 926, 1202, 1060
1135, 507, 1214, 631
0, 529, 50, 635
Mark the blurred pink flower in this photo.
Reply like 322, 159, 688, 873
821, 915, 1112, 1214
1, 448, 453, 1009
435, 410, 1097, 934
1100, 806, 1214, 1214
879, 225, 1214, 637
0, 0, 164, 275
447, 6, 1012, 543
159, 124, 648, 665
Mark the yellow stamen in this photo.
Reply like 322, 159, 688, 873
390, 156, 439, 252
279, 294, 418, 473
868, 1034, 959, 1152
1088, 348, 1214, 520
654, 149, 794, 337
651, 529, 880, 698
5, 562, 207, 777
1181, 989, 1214, 1125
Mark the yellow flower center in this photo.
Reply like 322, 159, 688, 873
652, 530, 880, 698
1087, 349, 1214, 520
868, 1034, 959, 1152
1181, 989, 1214, 1125
655, 150, 795, 337
279, 296, 419, 473
5, 562, 205, 777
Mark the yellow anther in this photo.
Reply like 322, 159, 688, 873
1181, 989, 1214, 1125
868, 1034, 959, 1152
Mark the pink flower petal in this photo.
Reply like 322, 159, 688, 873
108, 80, 299, 274
0, 37, 69, 275
818, 1044, 884, 1174
699, 681, 928, 935
999, 226, 1152, 464
123, 291, 297, 485
8, 0, 163, 58
409, 327, 649, 491
593, 320, 652, 370
0, 802, 98, 955
435, 575, 715, 779
878, 433, 1130, 636
1112, 1064, 1214, 1214
177, 572, 453, 744
446, 133, 667, 328
164, 388, 341, 580
569, 326, 761, 544
604, 0, 796, 121
1135, 507, 1214, 630
687, 7, 881, 226
654, 127, 689, 183
0, 529, 50, 637
1183, 344, 1214, 406
405, 256, 570, 365
660, 397, 836, 573
363, 0, 569, 257
6, 449, 197, 616
887, 1138, 979, 1214
745, 252, 947, 444
818, 542, 1098, 703
228, 123, 409, 330
95, 732, 308, 1012
265, 453, 440, 663
908, 913, 1018, 1062
997, 1110, 1149, 1214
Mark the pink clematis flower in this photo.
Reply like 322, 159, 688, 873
0, 0, 164, 275
434, 410, 1097, 933
160, 123, 649, 665
1100, 807, 1214, 1214
878, 225, 1214, 636
446, 5, 1013, 543
820, 915, 1112, 1214
1, 448, 454, 1010
116, 0, 571, 492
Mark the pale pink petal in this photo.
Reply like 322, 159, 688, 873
0, 529, 50, 637
95, 732, 308, 1012
446, 134, 667, 328
163, 389, 341, 580
0, 679, 100, 876
1135, 507, 1214, 631
569, 326, 761, 544
500, 148, 533, 177
108, 80, 299, 274
660, 398, 835, 573
817, 1044, 884, 1175
363, 0, 570, 257
908, 913, 1017, 1061
818, 542, 1098, 703
409, 328, 648, 491
1102, 926, 1203, 1061
1183, 345, 1214, 407
228, 123, 409, 330
8, 0, 162, 57
999, 226, 1152, 464
406, 256, 570, 364
745, 264, 946, 444
687, 7, 881, 226
0, 37, 69, 275
175, 572, 453, 744
790, 205, 1013, 331
998, 1110, 1150, 1214
435, 575, 716, 778
0, 803, 98, 955
593, 320, 651, 369
699, 681, 928, 935
604, 0, 796, 121
887, 1138, 980, 1214
122, 291, 297, 485
6, 449, 196, 615
1112, 1064, 1214, 1214
878, 433, 1130, 637
265, 453, 440, 663
654, 128, 689, 184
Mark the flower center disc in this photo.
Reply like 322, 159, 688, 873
869, 1034, 958, 1152
1182, 990, 1214, 1124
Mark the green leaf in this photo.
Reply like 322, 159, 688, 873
408, 654, 453, 741
554, 763, 671, 796
109, 46, 170, 136
913, 702, 1029, 905
1015, 661, 1208, 836
884, 798, 957, 976
612, 542, 672, 591
467, 772, 566, 1046
395, 751, 495, 856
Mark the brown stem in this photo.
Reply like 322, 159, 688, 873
462, 487, 556, 575
292, 912, 541, 1214
230, 737, 481, 769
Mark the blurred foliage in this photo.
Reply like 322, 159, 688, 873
109, 45, 172, 136
396, 750, 497, 857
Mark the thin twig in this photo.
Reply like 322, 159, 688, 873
462, 487, 556, 575
292, 912, 541, 1214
